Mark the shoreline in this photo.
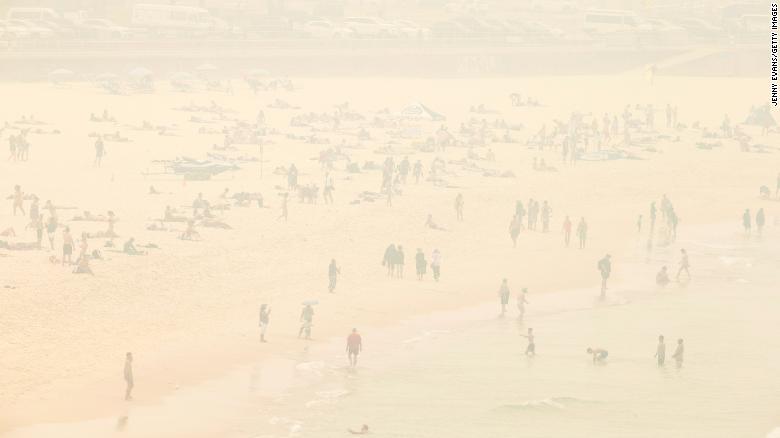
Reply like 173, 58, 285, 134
5, 219, 776, 437
1, 217, 755, 436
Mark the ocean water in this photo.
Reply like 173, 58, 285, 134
6, 224, 779, 438
246, 224, 780, 438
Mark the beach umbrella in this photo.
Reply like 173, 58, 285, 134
301, 299, 319, 306
196, 63, 218, 72
128, 67, 153, 78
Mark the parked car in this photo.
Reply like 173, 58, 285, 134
6, 19, 54, 38
583, 10, 651, 35
342, 17, 398, 37
676, 18, 724, 40
0, 19, 31, 39
77, 18, 133, 39
430, 20, 473, 39
302, 20, 354, 39
393, 19, 431, 39
453, 17, 504, 36
37, 19, 76, 38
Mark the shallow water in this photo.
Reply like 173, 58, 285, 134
253, 224, 780, 438
6, 223, 780, 438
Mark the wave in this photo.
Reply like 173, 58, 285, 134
496, 396, 596, 411
295, 361, 326, 373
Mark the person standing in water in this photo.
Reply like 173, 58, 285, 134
415, 248, 426, 280
346, 328, 362, 368
517, 288, 528, 321
430, 249, 442, 281
454, 193, 464, 221
94, 135, 105, 167
498, 279, 510, 316
597, 254, 611, 296
562, 215, 572, 247
259, 304, 271, 343
328, 259, 340, 293
672, 338, 684, 367
742, 209, 751, 234
756, 208, 765, 235
299, 304, 314, 339
124, 352, 134, 401
676, 248, 690, 281
576, 217, 588, 249
655, 335, 666, 366
521, 328, 535, 356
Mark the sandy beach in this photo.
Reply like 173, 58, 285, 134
1, 74, 778, 436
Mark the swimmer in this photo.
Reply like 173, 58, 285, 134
586, 347, 609, 363
348, 424, 369, 435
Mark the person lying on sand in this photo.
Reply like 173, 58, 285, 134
425, 214, 446, 231
164, 206, 187, 222
198, 218, 231, 229
0, 227, 16, 237
0, 240, 39, 250
71, 211, 105, 221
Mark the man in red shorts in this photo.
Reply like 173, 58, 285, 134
346, 328, 362, 368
